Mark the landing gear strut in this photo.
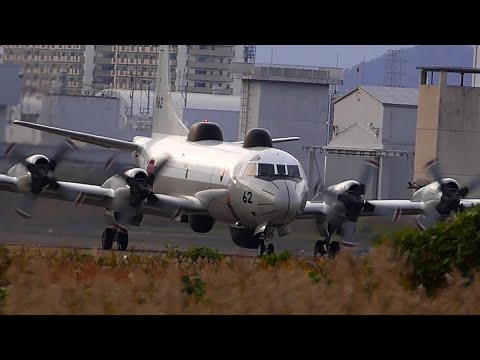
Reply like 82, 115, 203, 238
256, 227, 275, 257
101, 228, 129, 251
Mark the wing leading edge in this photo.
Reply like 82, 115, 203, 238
13, 121, 139, 151
0, 175, 208, 219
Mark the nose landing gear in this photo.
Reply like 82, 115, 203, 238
256, 226, 275, 257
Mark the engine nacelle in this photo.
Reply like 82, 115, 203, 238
317, 180, 360, 203
101, 167, 148, 190
7, 154, 50, 178
101, 168, 149, 218
411, 178, 459, 203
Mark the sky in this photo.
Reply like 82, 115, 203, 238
255, 45, 416, 69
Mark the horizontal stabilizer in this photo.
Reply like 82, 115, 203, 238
13, 121, 139, 151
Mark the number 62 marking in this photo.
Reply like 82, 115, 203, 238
243, 191, 253, 203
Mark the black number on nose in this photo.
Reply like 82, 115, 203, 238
243, 191, 253, 203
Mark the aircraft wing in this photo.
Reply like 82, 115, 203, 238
0, 174, 18, 192
297, 201, 328, 218
460, 199, 480, 208
0, 175, 208, 219
298, 199, 426, 219
13, 121, 139, 151
360, 200, 426, 217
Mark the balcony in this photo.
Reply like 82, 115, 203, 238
185, 73, 231, 82
187, 48, 234, 57
186, 60, 231, 70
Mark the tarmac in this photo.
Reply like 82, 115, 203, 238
0, 191, 332, 257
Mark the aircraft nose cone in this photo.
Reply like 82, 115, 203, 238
272, 180, 303, 224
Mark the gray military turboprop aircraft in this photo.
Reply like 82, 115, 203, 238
2, 45, 480, 257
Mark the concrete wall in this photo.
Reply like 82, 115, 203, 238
244, 80, 330, 181
413, 85, 441, 184
382, 105, 417, 150
437, 84, 480, 196
0, 64, 21, 106
414, 71, 480, 196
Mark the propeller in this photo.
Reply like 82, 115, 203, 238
1, 139, 80, 219
311, 159, 396, 247
103, 154, 171, 231
424, 158, 480, 218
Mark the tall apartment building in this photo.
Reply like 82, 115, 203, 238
1, 45, 88, 95
174, 45, 248, 96
91, 45, 160, 92
1, 45, 254, 96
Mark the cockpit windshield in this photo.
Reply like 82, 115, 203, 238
242, 162, 301, 179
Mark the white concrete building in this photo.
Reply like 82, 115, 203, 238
314, 85, 418, 200
175, 45, 246, 96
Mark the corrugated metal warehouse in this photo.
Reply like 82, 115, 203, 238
315, 85, 418, 200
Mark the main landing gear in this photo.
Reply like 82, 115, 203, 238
101, 228, 129, 251
314, 238, 340, 259
256, 226, 275, 257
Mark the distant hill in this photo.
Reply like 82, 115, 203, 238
339, 45, 474, 93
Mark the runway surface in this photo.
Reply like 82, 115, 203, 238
0, 192, 332, 257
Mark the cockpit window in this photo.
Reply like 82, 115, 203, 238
276, 164, 286, 175
287, 165, 300, 177
258, 163, 275, 176
243, 163, 257, 176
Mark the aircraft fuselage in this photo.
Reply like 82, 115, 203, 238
131, 134, 308, 229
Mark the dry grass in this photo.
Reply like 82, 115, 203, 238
1, 243, 480, 315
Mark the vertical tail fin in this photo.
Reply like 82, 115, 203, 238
152, 45, 189, 136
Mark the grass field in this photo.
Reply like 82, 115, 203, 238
1, 241, 480, 315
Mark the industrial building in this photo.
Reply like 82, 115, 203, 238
306, 85, 418, 200
99, 89, 241, 141
230, 62, 343, 187
414, 66, 480, 197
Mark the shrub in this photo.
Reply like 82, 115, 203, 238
392, 207, 480, 293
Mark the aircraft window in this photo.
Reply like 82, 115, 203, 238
287, 165, 301, 177
276, 164, 286, 175
258, 163, 275, 176
243, 163, 257, 176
